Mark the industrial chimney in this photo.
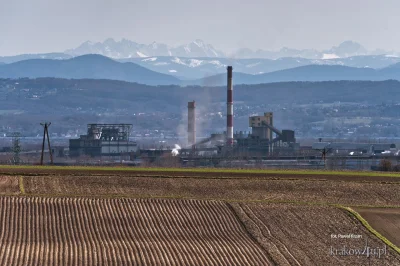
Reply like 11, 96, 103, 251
227, 66, 234, 146
188, 101, 196, 147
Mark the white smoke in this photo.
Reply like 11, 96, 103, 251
176, 72, 222, 148
171, 144, 181, 156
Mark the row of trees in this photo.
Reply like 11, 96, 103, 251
379, 159, 400, 172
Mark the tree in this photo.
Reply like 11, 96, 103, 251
379, 159, 392, 171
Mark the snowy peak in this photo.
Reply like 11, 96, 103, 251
173, 39, 222, 58
193, 39, 205, 47
231, 41, 387, 59
65, 39, 399, 60
326, 41, 368, 58
66, 39, 223, 59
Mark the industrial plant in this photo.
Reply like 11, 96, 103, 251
69, 124, 137, 157
179, 66, 299, 160
61, 66, 301, 164
32, 66, 400, 170
0, 66, 398, 170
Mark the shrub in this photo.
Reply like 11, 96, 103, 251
392, 164, 400, 172
379, 159, 392, 171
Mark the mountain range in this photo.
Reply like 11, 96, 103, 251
2, 53, 400, 80
0, 53, 72, 64
233, 41, 371, 59
64, 39, 399, 60
188, 65, 381, 86
122, 54, 400, 79
1, 39, 400, 80
2, 54, 400, 86
65, 38, 224, 59
0, 55, 179, 86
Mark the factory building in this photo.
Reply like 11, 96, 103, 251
249, 112, 273, 140
69, 124, 137, 157
235, 112, 297, 154
182, 67, 298, 156
312, 142, 396, 155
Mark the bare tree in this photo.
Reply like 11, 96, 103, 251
379, 159, 392, 171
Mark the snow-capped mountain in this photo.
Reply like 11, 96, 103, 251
172, 39, 221, 57
324, 41, 368, 58
65, 38, 224, 58
65, 39, 398, 60
231, 41, 372, 59
119, 55, 400, 79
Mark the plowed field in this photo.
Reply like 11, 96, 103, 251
0, 167, 399, 265
234, 203, 400, 265
355, 208, 400, 247
0, 196, 271, 266
0, 175, 19, 195
1, 166, 400, 182
22, 174, 400, 206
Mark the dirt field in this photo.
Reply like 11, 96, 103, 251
1, 166, 400, 183
355, 208, 400, 247
233, 203, 400, 265
0, 175, 19, 195
20, 174, 400, 206
0, 196, 271, 265
0, 167, 399, 265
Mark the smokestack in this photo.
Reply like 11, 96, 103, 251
227, 66, 233, 145
188, 101, 196, 147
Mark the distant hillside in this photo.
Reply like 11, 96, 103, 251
0, 53, 72, 64
0, 54, 180, 86
1, 78, 399, 115
1, 78, 399, 137
121, 55, 400, 79
187, 64, 400, 86
3, 55, 400, 86
3, 53, 400, 80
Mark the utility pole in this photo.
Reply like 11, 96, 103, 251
40, 122, 53, 165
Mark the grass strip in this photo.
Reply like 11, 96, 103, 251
340, 206, 400, 255
18, 176, 25, 195
0, 165, 400, 178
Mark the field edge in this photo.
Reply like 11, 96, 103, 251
1, 165, 400, 178
340, 206, 400, 254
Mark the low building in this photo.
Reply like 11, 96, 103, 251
69, 124, 138, 157
312, 142, 396, 155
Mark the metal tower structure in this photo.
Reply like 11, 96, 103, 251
40, 122, 53, 165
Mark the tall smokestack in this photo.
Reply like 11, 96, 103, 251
188, 101, 196, 147
227, 66, 233, 145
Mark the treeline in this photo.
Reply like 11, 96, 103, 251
1, 78, 400, 110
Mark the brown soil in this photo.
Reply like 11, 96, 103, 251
355, 207, 400, 247
23, 175, 400, 206
1, 167, 400, 183
232, 203, 400, 266
0, 175, 19, 194
0, 196, 271, 265
1, 168, 400, 265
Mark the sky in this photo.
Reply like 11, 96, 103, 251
0, 0, 399, 56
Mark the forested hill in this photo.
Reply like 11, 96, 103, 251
0, 78, 399, 114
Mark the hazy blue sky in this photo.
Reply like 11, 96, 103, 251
0, 0, 399, 56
